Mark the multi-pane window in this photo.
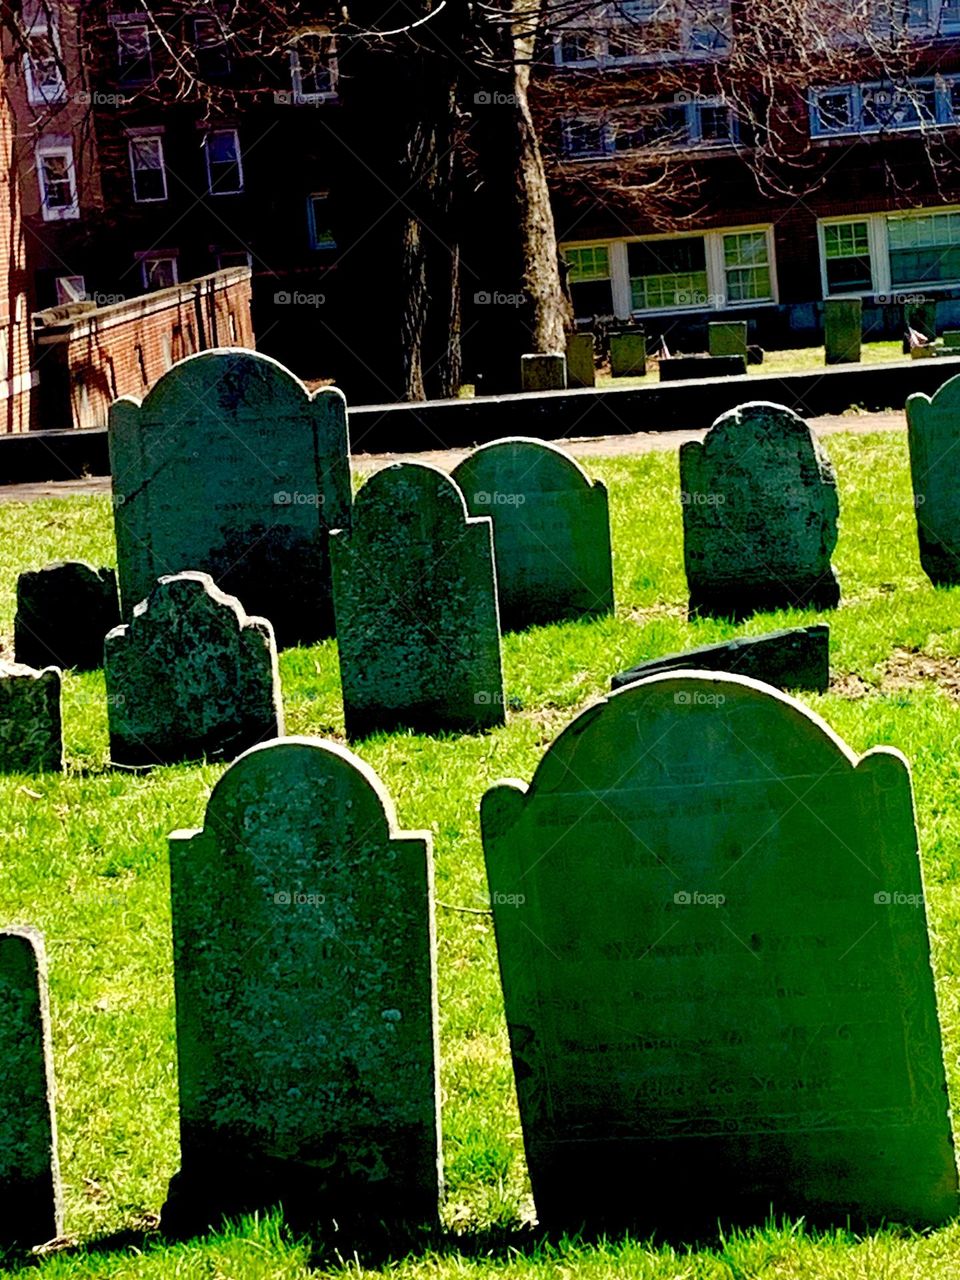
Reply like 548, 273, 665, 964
36, 140, 78, 220
812, 77, 960, 136
563, 98, 734, 156
307, 193, 337, 249
194, 17, 231, 78
55, 276, 87, 304
290, 39, 339, 99
115, 22, 153, 83
24, 21, 66, 106
128, 135, 167, 202
139, 254, 179, 291
565, 246, 614, 315
204, 129, 243, 194
871, 0, 960, 26
628, 237, 710, 310
823, 221, 873, 293
555, 0, 729, 63
888, 212, 960, 287
723, 231, 771, 301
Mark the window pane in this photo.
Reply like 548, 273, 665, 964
816, 89, 853, 132
628, 235, 709, 309
566, 246, 610, 282
41, 154, 72, 207
131, 137, 165, 201
117, 24, 152, 82
206, 132, 242, 193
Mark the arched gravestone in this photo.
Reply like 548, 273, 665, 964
108, 348, 351, 647
162, 737, 441, 1234
330, 463, 505, 738
451, 438, 614, 631
104, 572, 283, 767
680, 402, 840, 619
481, 672, 957, 1234
907, 376, 960, 584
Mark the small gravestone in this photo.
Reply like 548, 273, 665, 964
709, 321, 748, 359
452, 438, 614, 630
943, 330, 960, 349
0, 928, 62, 1249
660, 354, 746, 381
330, 463, 504, 738
104, 572, 282, 767
609, 331, 646, 377
566, 333, 596, 388
482, 672, 958, 1234
824, 298, 861, 364
907, 375, 960, 584
520, 353, 567, 392
907, 299, 937, 344
108, 349, 351, 647
162, 737, 440, 1233
15, 562, 120, 671
680, 401, 840, 618
612, 623, 829, 692
0, 663, 62, 774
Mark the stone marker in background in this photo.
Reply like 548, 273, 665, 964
482, 672, 958, 1234
709, 321, 748, 359
681, 401, 840, 618
0, 663, 62, 773
943, 330, 960, 350
452, 438, 614, 630
907, 374, 960, 584
609, 331, 646, 377
907, 298, 937, 344
104, 572, 282, 767
108, 349, 351, 647
0, 928, 62, 1249
163, 737, 441, 1233
566, 333, 596, 388
612, 623, 829, 692
520, 353, 567, 392
331, 463, 504, 738
15, 562, 120, 671
660, 354, 746, 381
824, 298, 862, 364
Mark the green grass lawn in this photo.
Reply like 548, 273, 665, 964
5, 431, 960, 1277
594, 340, 908, 388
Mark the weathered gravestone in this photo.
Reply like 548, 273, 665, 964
943, 330, 960, 350
907, 375, 960, 584
609, 331, 646, 377
521, 353, 567, 392
612, 623, 829, 692
451, 438, 614, 630
0, 928, 62, 1249
162, 737, 441, 1233
709, 321, 748, 359
330, 463, 504, 738
481, 672, 958, 1234
0, 663, 62, 773
566, 333, 596, 388
681, 401, 840, 618
104, 572, 282, 767
824, 298, 862, 364
108, 349, 351, 647
15, 562, 120, 672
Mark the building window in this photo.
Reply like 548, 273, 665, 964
307, 193, 337, 249
559, 29, 596, 63
24, 19, 66, 106
204, 129, 243, 194
115, 22, 153, 84
562, 116, 611, 157
564, 245, 614, 315
215, 250, 253, 270
555, 1, 730, 66
0, 327, 9, 385
822, 221, 874, 293
193, 17, 231, 78
811, 76, 960, 137
723, 230, 771, 301
55, 276, 87, 304
628, 237, 710, 310
128, 135, 167, 202
290, 39, 338, 100
564, 96, 734, 157
888, 211, 960, 287
139, 253, 179, 291
36, 139, 79, 221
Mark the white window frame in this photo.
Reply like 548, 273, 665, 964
55, 276, 87, 304
553, 0, 731, 68
307, 193, 336, 250
35, 137, 79, 221
817, 217, 882, 299
214, 249, 253, 270
562, 94, 735, 158
203, 128, 244, 195
193, 15, 231, 76
23, 17, 67, 106
289, 40, 339, 102
137, 252, 179, 291
127, 133, 168, 203
113, 20, 153, 83
810, 75, 960, 139
817, 206, 960, 299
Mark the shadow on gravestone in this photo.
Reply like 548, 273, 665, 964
0, 928, 62, 1251
161, 737, 441, 1238
330, 463, 505, 739
108, 349, 351, 648
681, 402, 840, 619
907, 374, 960, 585
104, 572, 283, 768
15, 562, 120, 672
451, 439, 614, 631
481, 673, 958, 1236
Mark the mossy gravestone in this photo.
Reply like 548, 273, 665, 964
108, 349, 351, 647
481, 672, 957, 1234
681, 402, 840, 618
331, 463, 504, 738
104, 572, 282, 767
907, 375, 960, 584
0, 662, 62, 773
15, 562, 120, 671
451, 438, 614, 631
162, 737, 441, 1234
0, 929, 61, 1249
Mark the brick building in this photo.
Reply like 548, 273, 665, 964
0, 65, 34, 432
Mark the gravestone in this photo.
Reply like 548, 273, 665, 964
907, 299, 937, 343
943, 330, 960, 349
15, 562, 120, 671
609, 331, 646, 377
709, 321, 748, 359
566, 333, 596, 388
330, 463, 504, 738
162, 737, 440, 1234
520, 353, 567, 392
481, 672, 958, 1234
660, 354, 746, 381
0, 663, 62, 773
0, 929, 62, 1249
824, 298, 862, 364
612, 623, 829, 692
451, 438, 614, 630
906, 375, 960, 584
108, 349, 351, 647
104, 572, 282, 767
680, 401, 840, 617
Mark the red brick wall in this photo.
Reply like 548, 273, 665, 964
0, 75, 35, 434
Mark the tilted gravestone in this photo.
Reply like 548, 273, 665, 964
451, 438, 614, 631
824, 298, 862, 364
15, 562, 120, 671
0, 663, 62, 773
481, 672, 958, 1234
330, 463, 504, 738
681, 401, 840, 618
162, 737, 441, 1234
0, 928, 62, 1249
108, 348, 351, 647
104, 572, 282, 767
907, 375, 960, 585
609, 331, 646, 377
